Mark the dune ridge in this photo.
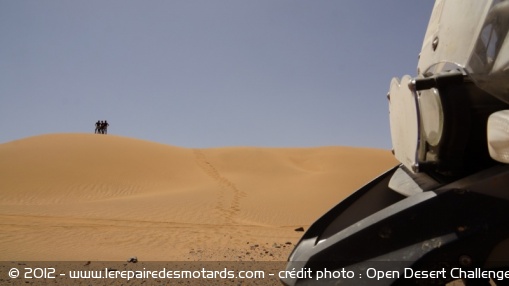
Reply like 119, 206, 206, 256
0, 133, 397, 261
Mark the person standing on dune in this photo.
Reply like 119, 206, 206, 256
102, 120, 109, 134
95, 120, 101, 134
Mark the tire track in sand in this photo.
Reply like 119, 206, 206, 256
193, 149, 246, 224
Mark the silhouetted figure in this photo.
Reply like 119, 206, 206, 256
95, 120, 101, 134
101, 120, 109, 134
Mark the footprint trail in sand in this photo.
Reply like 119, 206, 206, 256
193, 149, 247, 224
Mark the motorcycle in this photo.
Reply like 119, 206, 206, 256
282, 0, 509, 285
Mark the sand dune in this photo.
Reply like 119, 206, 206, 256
0, 133, 397, 261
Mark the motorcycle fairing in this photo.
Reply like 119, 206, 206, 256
283, 164, 509, 285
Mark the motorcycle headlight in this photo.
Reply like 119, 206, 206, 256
419, 87, 444, 148
388, 75, 422, 172
389, 71, 508, 176
388, 72, 461, 173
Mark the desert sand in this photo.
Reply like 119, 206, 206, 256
0, 133, 397, 263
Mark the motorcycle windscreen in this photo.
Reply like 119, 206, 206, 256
467, 1, 509, 103
419, 0, 509, 103
418, 0, 494, 76
389, 75, 422, 172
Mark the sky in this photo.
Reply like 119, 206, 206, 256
0, 1, 435, 149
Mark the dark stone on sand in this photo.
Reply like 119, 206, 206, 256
295, 227, 305, 232
127, 256, 138, 263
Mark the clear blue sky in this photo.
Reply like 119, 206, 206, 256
0, 0, 435, 148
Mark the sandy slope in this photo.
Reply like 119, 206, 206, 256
0, 133, 397, 261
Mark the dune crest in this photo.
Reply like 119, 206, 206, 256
0, 133, 397, 261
